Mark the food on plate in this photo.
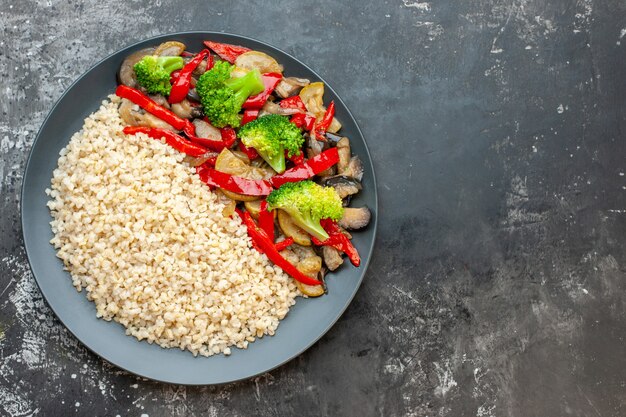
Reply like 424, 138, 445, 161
47, 40, 371, 356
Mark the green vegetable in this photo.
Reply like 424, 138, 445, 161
133, 55, 184, 95
238, 114, 304, 173
266, 180, 344, 240
195, 61, 264, 128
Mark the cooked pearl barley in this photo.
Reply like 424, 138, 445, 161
47, 96, 299, 357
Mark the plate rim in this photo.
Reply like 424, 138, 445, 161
20, 30, 378, 385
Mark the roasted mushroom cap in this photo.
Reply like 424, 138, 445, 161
171, 99, 203, 119
338, 207, 371, 230
322, 246, 344, 271
322, 175, 362, 199
336, 137, 351, 173
280, 246, 325, 297
275, 77, 310, 98
192, 118, 222, 141
235, 51, 283, 73
154, 41, 186, 57
118, 47, 155, 88
341, 156, 364, 182
118, 98, 176, 131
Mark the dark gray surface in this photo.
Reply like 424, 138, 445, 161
1, 0, 624, 416
20, 31, 377, 385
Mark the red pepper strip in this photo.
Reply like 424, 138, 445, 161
196, 166, 272, 196
239, 142, 259, 159
290, 113, 316, 131
205, 53, 214, 71
258, 201, 275, 242
273, 237, 294, 252
239, 211, 322, 286
169, 49, 209, 104
315, 101, 335, 140
116, 85, 189, 131
241, 109, 259, 126
311, 219, 361, 267
170, 70, 181, 84
203, 41, 251, 63
123, 126, 208, 157
270, 147, 339, 188
286, 149, 304, 165
220, 127, 237, 147
242, 73, 283, 109
279, 96, 307, 112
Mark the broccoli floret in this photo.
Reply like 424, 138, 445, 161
133, 55, 184, 95
195, 61, 265, 128
266, 181, 344, 240
238, 115, 304, 173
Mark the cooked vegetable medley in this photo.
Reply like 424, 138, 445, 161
117, 40, 371, 296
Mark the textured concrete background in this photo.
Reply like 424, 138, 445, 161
1, 0, 625, 416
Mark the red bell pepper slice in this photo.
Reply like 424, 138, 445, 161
169, 50, 209, 104
238, 211, 322, 286
242, 73, 283, 109
170, 70, 181, 84
270, 147, 339, 188
311, 219, 361, 267
258, 201, 275, 241
279, 96, 307, 112
290, 113, 316, 131
115, 85, 189, 131
123, 126, 208, 157
239, 142, 259, 160
196, 166, 272, 196
315, 101, 335, 140
273, 237, 294, 252
203, 41, 251, 63
241, 109, 259, 126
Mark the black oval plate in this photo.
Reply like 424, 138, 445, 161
21, 32, 377, 385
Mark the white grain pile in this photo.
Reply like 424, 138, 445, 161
46, 95, 298, 357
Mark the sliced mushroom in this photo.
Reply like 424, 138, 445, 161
118, 47, 155, 88
322, 246, 344, 271
187, 88, 202, 103
306, 133, 324, 158
338, 207, 371, 230
277, 210, 311, 246
171, 99, 203, 119
285, 246, 325, 297
324, 132, 343, 144
327, 117, 342, 133
148, 94, 170, 109
336, 137, 351, 173
275, 77, 310, 98
183, 151, 219, 167
299, 82, 325, 116
260, 100, 302, 116
244, 200, 262, 220
118, 98, 176, 131
193, 118, 222, 141
322, 175, 362, 199
154, 41, 186, 56
342, 156, 364, 181
235, 51, 283, 73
